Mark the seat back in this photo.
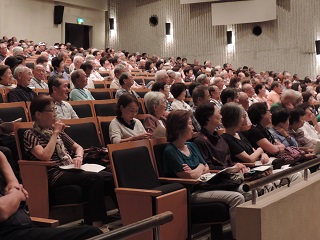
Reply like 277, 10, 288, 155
97, 116, 114, 146
108, 140, 161, 189
13, 122, 34, 160
67, 100, 94, 118
89, 89, 113, 100
92, 80, 106, 89
93, 99, 117, 116
0, 102, 29, 122
62, 118, 102, 149
149, 138, 168, 177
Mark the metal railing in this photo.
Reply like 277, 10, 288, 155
86, 211, 173, 240
242, 157, 320, 204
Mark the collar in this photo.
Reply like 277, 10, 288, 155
201, 128, 220, 145
116, 115, 136, 130
17, 84, 32, 91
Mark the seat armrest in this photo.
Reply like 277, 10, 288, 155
115, 187, 162, 197
18, 160, 57, 167
158, 177, 200, 185
30, 217, 59, 227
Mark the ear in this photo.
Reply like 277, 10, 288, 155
35, 111, 41, 120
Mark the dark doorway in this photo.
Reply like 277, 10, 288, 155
65, 23, 92, 49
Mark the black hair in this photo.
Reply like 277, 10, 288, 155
170, 83, 187, 98
271, 107, 289, 126
289, 108, 305, 125
220, 88, 238, 104
195, 102, 216, 128
248, 102, 268, 125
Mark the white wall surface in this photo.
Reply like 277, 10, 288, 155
107, 0, 320, 78
0, 0, 106, 49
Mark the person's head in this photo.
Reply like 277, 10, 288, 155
229, 77, 241, 89
119, 72, 134, 88
155, 70, 170, 84
51, 57, 64, 72
48, 75, 69, 101
289, 107, 305, 130
12, 46, 23, 56
284, 79, 292, 89
212, 77, 224, 90
0, 43, 7, 55
114, 64, 125, 79
80, 62, 93, 78
221, 102, 245, 129
183, 68, 193, 78
248, 102, 270, 126
31, 95, 56, 127
170, 82, 187, 100
192, 85, 210, 106
302, 91, 314, 105
0, 65, 12, 85
281, 89, 303, 111
99, 57, 109, 68
93, 50, 101, 60
144, 91, 166, 118
208, 85, 220, 100
116, 93, 139, 121
196, 74, 210, 86
220, 88, 238, 104
32, 64, 46, 80
151, 81, 170, 99
242, 83, 255, 98
254, 83, 266, 96
14, 65, 32, 87
71, 69, 87, 88
195, 102, 221, 130
271, 107, 290, 130
36, 56, 48, 70
5, 56, 20, 73
166, 110, 193, 142
73, 55, 84, 69
270, 81, 282, 94
238, 92, 249, 111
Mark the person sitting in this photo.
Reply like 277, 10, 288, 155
254, 83, 268, 106
170, 82, 191, 110
268, 107, 299, 147
0, 65, 16, 89
50, 57, 70, 81
109, 94, 151, 143
220, 103, 269, 164
270, 89, 302, 112
301, 104, 320, 141
85, 55, 104, 81
69, 69, 95, 101
151, 82, 173, 112
49, 75, 78, 119
220, 88, 239, 105
7, 66, 37, 102
162, 109, 245, 240
110, 64, 125, 89
208, 85, 223, 109
23, 95, 114, 228
247, 102, 286, 156
143, 91, 167, 134
0, 151, 103, 240
79, 62, 95, 89
266, 81, 282, 107
115, 72, 140, 99
29, 64, 48, 89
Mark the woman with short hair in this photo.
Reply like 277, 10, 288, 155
170, 82, 191, 110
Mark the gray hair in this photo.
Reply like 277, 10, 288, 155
221, 102, 245, 128
281, 89, 302, 106
114, 64, 126, 76
196, 74, 207, 85
73, 55, 84, 64
144, 91, 165, 116
167, 70, 176, 79
85, 54, 95, 61
13, 65, 28, 79
155, 70, 168, 82
12, 46, 23, 56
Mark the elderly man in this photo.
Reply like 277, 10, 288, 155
12, 47, 24, 57
0, 151, 102, 240
267, 81, 282, 107
7, 66, 37, 102
49, 75, 78, 119
70, 55, 84, 73
0, 43, 7, 63
209, 85, 223, 109
191, 85, 211, 131
238, 92, 251, 126
211, 76, 224, 91
110, 64, 126, 89
242, 83, 258, 106
29, 64, 48, 89
69, 69, 95, 101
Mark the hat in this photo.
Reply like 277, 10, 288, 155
39, 42, 46, 46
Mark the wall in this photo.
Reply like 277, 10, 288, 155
107, 0, 320, 78
0, 0, 106, 49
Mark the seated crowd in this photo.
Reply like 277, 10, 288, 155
1, 35, 320, 239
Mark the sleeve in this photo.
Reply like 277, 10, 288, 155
24, 130, 40, 153
7, 91, 19, 102
60, 132, 75, 152
109, 119, 123, 144
248, 127, 265, 145
162, 146, 184, 177
143, 115, 157, 132
221, 134, 245, 156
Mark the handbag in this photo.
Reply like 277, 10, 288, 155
83, 147, 112, 173
197, 171, 244, 191
277, 146, 305, 165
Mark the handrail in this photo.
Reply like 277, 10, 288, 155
243, 157, 320, 204
86, 211, 173, 240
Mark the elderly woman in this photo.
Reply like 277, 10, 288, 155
23, 95, 111, 228
247, 102, 286, 156
50, 57, 70, 80
0, 65, 16, 89
170, 82, 191, 110
69, 69, 95, 101
109, 94, 151, 143
268, 107, 298, 147
162, 109, 244, 240
143, 91, 167, 134
221, 103, 269, 164
151, 82, 173, 112
115, 72, 140, 99
270, 89, 302, 112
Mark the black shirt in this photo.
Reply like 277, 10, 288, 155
7, 85, 37, 102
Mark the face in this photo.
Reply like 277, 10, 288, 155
154, 97, 167, 118
280, 119, 290, 130
304, 109, 313, 122
0, 44, 7, 55
245, 85, 255, 97
297, 116, 305, 128
120, 102, 139, 122
58, 61, 64, 72
211, 86, 220, 100
33, 65, 46, 80
53, 79, 69, 101
180, 118, 194, 140
261, 109, 272, 126
1, 68, 12, 85
298, 85, 302, 92
37, 102, 56, 127
274, 85, 282, 94
259, 86, 266, 96
160, 85, 170, 98
207, 107, 222, 130
19, 68, 33, 87
124, 74, 134, 87
76, 70, 88, 88
177, 89, 186, 101
84, 68, 92, 78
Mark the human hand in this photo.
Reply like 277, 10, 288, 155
53, 120, 67, 134
5, 182, 21, 194
73, 157, 83, 168
136, 132, 152, 140
8, 185, 28, 201
182, 164, 192, 172
260, 153, 270, 164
